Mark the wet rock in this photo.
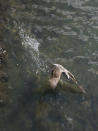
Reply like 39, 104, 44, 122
0, 81, 10, 106
0, 44, 9, 106
0, 71, 8, 82
0, 99, 5, 107
0, 47, 8, 65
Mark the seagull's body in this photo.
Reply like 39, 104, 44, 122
49, 64, 86, 94
49, 65, 62, 89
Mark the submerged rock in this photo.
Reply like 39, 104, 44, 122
0, 82, 10, 106
0, 47, 7, 65
0, 71, 8, 82
0, 45, 10, 106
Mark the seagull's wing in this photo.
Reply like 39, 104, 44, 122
63, 69, 86, 94
53, 64, 86, 94
53, 64, 70, 80
51, 66, 56, 76
67, 71, 78, 84
62, 69, 70, 79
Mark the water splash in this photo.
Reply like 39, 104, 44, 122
19, 26, 49, 73
19, 27, 40, 52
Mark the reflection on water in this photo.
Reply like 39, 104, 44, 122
0, 0, 98, 131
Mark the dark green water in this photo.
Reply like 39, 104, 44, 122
0, 0, 98, 131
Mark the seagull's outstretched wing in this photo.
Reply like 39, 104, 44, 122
67, 70, 77, 84
53, 64, 86, 94
53, 64, 77, 83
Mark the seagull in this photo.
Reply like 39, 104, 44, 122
49, 64, 86, 94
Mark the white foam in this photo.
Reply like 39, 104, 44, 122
18, 26, 49, 73
65, 115, 73, 125
19, 27, 40, 52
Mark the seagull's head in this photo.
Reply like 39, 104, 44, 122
53, 64, 66, 73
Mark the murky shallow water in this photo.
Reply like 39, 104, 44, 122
0, 0, 98, 131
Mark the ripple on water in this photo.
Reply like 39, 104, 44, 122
67, 0, 81, 8
88, 61, 98, 66
73, 56, 90, 64
88, 68, 98, 75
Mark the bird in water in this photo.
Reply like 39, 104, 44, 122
49, 64, 86, 94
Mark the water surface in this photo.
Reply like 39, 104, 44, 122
0, 0, 98, 131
